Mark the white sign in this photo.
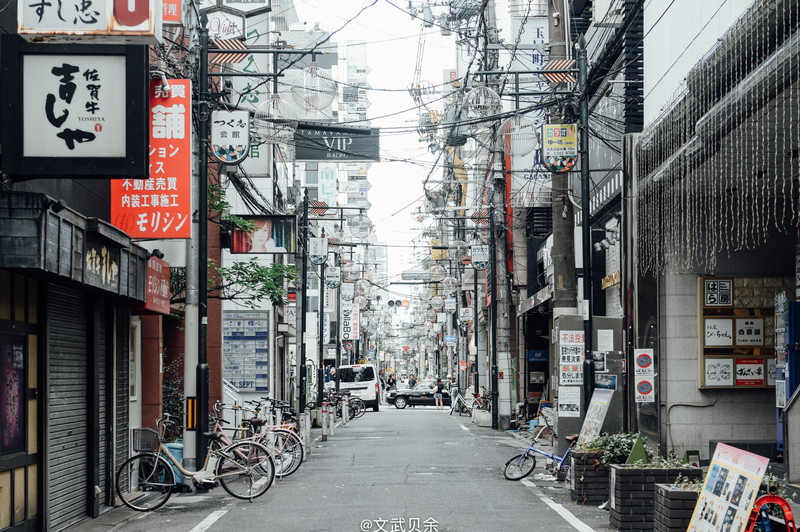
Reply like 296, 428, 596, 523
206, 10, 245, 40
341, 304, 355, 341
350, 304, 360, 338
444, 334, 457, 347
19, 0, 163, 44
597, 329, 614, 352
735, 318, 763, 346
704, 279, 733, 306
635, 376, 655, 403
318, 164, 338, 205
322, 313, 330, 345
445, 297, 456, 314
471, 245, 490, 270
309, 237, 328, 265
24, 55, 127, 158
341, 282, 354, 301
705, 358, 734, 386
557, 386, 580, 418
210, 110, 249, 164
705, 318, 733, 346
634, 349, 655, 377
559, 330, 584, 385
325, 267, 341, 288
459, 308, 474, 320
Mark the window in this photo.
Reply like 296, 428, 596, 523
339, 366, 375, 383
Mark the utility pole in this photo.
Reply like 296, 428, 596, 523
317, 256, 326, 407
195, 13, 210, 465
550, 0, 577, 318
299, 190, 309, 411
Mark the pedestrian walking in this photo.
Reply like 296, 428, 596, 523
408, 374, 417, 389
387, 374, 396, 390
433, 378, 445, 411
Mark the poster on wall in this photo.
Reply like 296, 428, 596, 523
635, 376, 655, 403
688, 443, 770, 532
557, 386, 580, 417
735, 359, 764, 386
705, 358, 734, 386
559, 330, 584, 385
735, 318, 763, 346
1, 335, 25, 454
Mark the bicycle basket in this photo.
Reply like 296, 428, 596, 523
132, 428, 160, 453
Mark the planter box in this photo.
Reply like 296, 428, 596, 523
570, 452, 610, 504
609, 465, 703, 531
653, 483, 700, 532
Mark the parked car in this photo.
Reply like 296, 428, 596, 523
386, 379, 451, 408
337, 364, 381, 411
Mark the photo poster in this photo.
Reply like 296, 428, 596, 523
577, 389, 614, 448
557, 385, 581, 418
688, 443, 770, 532
230, 215, 297, 254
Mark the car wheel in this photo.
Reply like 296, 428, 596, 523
394, 396, 407, 409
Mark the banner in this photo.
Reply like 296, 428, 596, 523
230, 215, 297, 254
111, 79, 192, 238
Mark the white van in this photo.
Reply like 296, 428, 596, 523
337, 364, 380, 411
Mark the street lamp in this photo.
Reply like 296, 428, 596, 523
464, 81, 502, 119
500, 114, 537, 156
253, 94, 297, 144
290, 61, 337, 112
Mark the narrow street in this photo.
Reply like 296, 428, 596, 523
73, 408, 614, 532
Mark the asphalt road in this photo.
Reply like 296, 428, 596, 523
70, 406, 616, 532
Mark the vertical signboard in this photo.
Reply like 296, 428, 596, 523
111, 80, 192, 238
222, 311, 269, 392
559, 330, 584, 385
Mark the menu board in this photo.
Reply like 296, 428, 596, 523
688, 443, 769, 532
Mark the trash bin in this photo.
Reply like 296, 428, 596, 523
164, 441, 184, 484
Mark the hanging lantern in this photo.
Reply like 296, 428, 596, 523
429, 264, 446, 282
465, 82, 502, 119
291, 62, 337, 111
355, 279, 372, 295
431, 295, 445, 311
501, 114, 537, 156
342, 261, 361, 281
253, 94, 297, 144
442, 276, 458, 293
347, 214, 372, 239
354, 295, 368, 310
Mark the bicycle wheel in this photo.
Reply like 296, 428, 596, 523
217, 441, 275, 500
264, 430, 304, 477
116, 453, 175, 511
503, 453, 536, 480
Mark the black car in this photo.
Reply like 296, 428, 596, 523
387, 379, 451, 408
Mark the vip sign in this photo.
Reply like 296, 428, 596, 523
111, 80, 192, 238
19, 0, 163, 43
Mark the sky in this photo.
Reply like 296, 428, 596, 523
292, 0, 461, 299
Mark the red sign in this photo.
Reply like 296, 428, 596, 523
110, 80, 192, 239
460, 360, 467, 370
402, 345, 409, 353
162, 0, 181, 24
142, 256, 170, 315
736, 358, 765, 386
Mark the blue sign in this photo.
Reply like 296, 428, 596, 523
528, 349, 548, 362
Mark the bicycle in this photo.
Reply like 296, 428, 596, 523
503, 431, 579, 481
449, 390, 472, 416
213, 401, 304, 478
115, 414, 275, 511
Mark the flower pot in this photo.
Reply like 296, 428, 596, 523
570, 451, 609, 504
653, 483, 700, 531
609, 465, 703, 531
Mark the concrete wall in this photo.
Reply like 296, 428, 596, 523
659, 273, 781, 462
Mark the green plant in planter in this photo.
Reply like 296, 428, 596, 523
581, 432, 655, 468
670, 472, 704, 493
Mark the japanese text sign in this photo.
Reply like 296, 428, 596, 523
142, 256, 170, 315
111, 79, 192, 239
559, 330, 584, 385
211, 110, 249, 164
542, 124, 577, 157
24, 54, 127, 158
19, 0, 163, 44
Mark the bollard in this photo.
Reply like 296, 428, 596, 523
329, 409, 335, 435
342, 397, 349, 426
321, 401, 328, 441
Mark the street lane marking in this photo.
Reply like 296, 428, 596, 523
459, 424, 470, 431
520, 479, 595, 532
190, 510, 228, 532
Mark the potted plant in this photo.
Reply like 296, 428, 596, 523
610, 456, 703, 531
571, 432, 648, 505
654, 474, 703, 532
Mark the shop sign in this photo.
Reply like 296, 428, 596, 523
471, 245, 489, 270
84, 235, 120, 291
541, 124, 577, 157
735, 358, 764, 386
325, 266, 341, 288
210, 110, 249, 164
309, 238, 328, 265
143, 256, 170, 315
111, 80, 192, 238
19, 0, 163, 43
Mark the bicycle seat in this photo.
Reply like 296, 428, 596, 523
564, 434, 580, 443
246, 418, 267, 427
203, 431, 227, 441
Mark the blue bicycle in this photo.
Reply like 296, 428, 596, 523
503, 432, 579, 481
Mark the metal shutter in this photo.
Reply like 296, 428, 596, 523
47, 284, 88, 531
96, 299, 108, 511
113, 310, 129, 505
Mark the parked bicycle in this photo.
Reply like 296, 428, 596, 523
449, 389, 472, 416
116, 414, 275, 511
503, 431, 579, 481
